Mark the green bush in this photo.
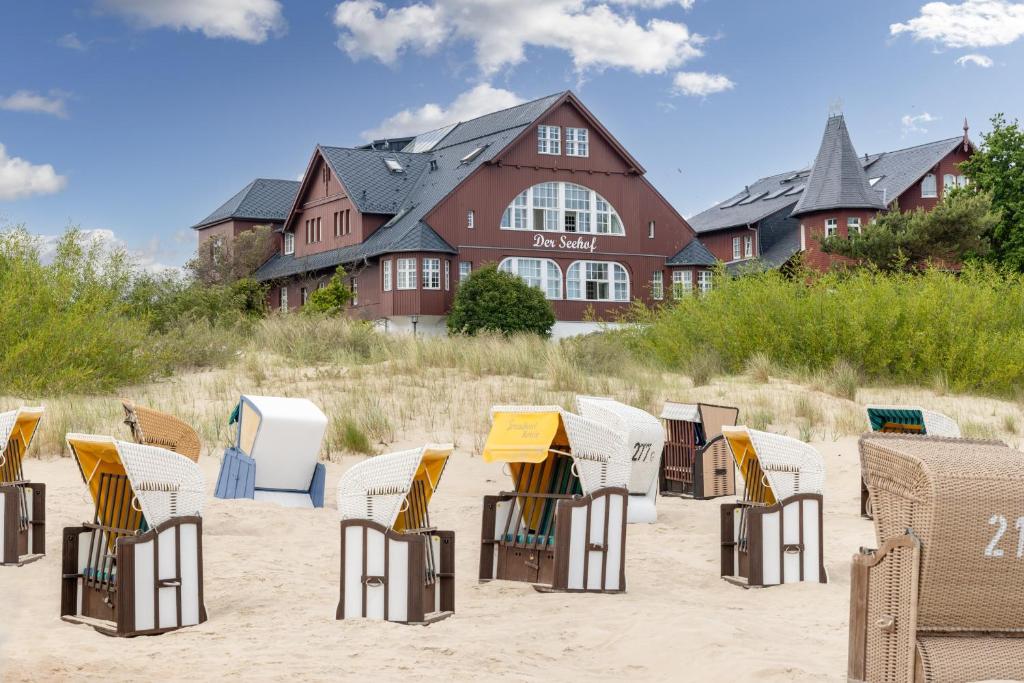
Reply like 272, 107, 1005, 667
446, 264, 555, 337
303, 267, 352, 315
627, 264, 1024, 397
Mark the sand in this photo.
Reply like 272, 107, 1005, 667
0, 432, 882, 683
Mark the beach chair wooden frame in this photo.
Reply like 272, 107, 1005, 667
861, 406, 961, 519
61, 435, 206, 637
336, 445, 455, 625
849, 434, 1024, 682
478, 406, 630, 593
719, 426, 826, 588
1, 407, 45, 567
659, 402, 739, 500
122, 401, 201, 463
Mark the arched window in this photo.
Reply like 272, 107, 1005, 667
498, 257, 562, 299
921, 173, 937, 198
566, 261, 629, 302
957, 175, 969, 188
500, 182, 624, 235
943, 174, 957, 191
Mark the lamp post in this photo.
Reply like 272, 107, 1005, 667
410, 314, 419, 337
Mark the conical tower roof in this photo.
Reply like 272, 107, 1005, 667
792, 115, 886, 216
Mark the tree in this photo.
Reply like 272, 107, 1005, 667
961, 114, 1024, 271
447, 264, 555, 337
820, 192, 995, 272
187, 225, 274, 285
303, 266, 352, 315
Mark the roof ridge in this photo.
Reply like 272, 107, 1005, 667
446, 90, 565, 128
866, 136, 961, 158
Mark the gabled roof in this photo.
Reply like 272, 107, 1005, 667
192, 178, 299, 230
666, 239, 716, 266
860, 136, 964, 207
792, 115, 886, 216
319, 146, 429, 215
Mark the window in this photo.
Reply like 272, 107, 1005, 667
501, 182, 624, 235
732, 237, 742, 260
499, 257, 562, 299
744, 235, 753, 258
279, 286, 288, 311
847, 217, 861, 235
304, 219, 310, 244
316, 217, 322, 242
921, 173, 937, 198
648, 221, 655, 239
459, 261, 472, 282
652, 271, 664, 300
467, 210, 475, 229
943, 174, 957, 192
444, 260, 450, 291
334, 212, 340, 237
384, 158, 404, 173
283, 232, 295, 255
317, 280, 326, 290
566, 261, 629, 302
397, 258, 416, 290
672, 271, 692, 298
350, 279, 359, 306
422, 258, 441, 289
383, 259, 392, 292
565, 127, 589, 157
537, 125, 561, 155
345, 210, 351, 236
825, 218, 838, 237
698, 270, 713, 293
868, 177, 882, 186
300, 287, 308, 306
460, 146, 486, 164
957, 175, 969, 188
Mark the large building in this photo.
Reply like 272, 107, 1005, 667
193, 91, 715, 336
191, 178, 300, 255
688, 115, 974, 271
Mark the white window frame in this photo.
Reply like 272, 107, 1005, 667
565, 127, 589, 157
467, 210, 475, 229
396, 258, 417, 290
957, 175, 969, 188
648, 221, 655, 239
350, 278, 359, 306
672, 270, 692, 299
280, 286, 288, 311
744, 235, 753, 258
382, 259, 392, 292
825, 218, 838, 237
847, 217, 862, 235
499, 257, 562, 300
459, 261, 471, 283
566, 260, 629, 302
300, 287, 308, 306
943, 173, 957, 192
732, 237, 742, 260
651, 271, 664, 301
283, 232, 294, 255
921, 173, 938, 198
698, 270, 713, 294
537, 125, 561, 155
500, 182, 624, 236
422, 257, 441, 290
444, 260, 450, 291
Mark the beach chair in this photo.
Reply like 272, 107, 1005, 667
122, 400, 201, 462
61, 434, 206, 637
849, 434, 1024, 682
659, 402, 739, 500
720, 426, 826, 587
336, 444, 455, 625
861, 406, 961, 519
479, 405, 631, 593
575, 396, 665, 523
214, 395, 328, 508
1, 407, 45, 566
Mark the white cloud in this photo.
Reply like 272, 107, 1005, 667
955, 52, 994, 66
891, 0, 1024, 49
607, 0, 695, 7
901, 112, 939, 134
672, 71, 734, 96
334, 0, 707, 75
0, 144, 67, 200
362, 84, 525, 140
0, 90, 69, 118
57, 33, 88, 50
35, 228, 181, 273
99, 0, 286, 43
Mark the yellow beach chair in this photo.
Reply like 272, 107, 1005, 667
1, 406, 45, 566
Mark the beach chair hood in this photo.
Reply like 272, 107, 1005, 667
234, 395, 327, 492
660, 401, 701, 423
575, 396, 665, 496
865, 404, 961, 438
722, 426, 824, 503
67, 434, 205, 528
1, 406, 44, 462
337, 444, 453, 529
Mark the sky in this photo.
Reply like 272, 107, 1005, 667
1, 0, 1022, 270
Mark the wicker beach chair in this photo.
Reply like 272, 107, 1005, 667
659, 402, 739, 500
214, 395, 328, 508
1, 406, 45, 566
61, 434, 207, 637
479, 405, 631, 593
575, 396, 665, 523
860, 406, 962, 519
720, 426, 826, 587
336, 444, 455, 624
849, 433, 1024, 682
122, 400, 201, 462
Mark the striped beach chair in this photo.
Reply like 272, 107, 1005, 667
0, 406, 45, 566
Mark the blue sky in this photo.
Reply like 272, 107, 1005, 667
1, 0, 1021, 269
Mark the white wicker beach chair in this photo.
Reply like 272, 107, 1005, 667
62, 434, 207, 637
720, 426, 827, 587
0, 406, 45, 566
336, 444, 455, 624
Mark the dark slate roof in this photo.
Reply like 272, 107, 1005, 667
754, 206, 802, 269
860, 137, 963, 207
192, 178, 299, 229
319, 147, 429, 214
792, 115, 886, 216
666, 239, 717, 266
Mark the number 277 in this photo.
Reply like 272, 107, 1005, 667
985, 515, 1024, 558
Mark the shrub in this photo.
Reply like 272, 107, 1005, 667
303, 267, 352, 315
446, 264, 555, 337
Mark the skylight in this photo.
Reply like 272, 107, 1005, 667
868, 176, 883, 186
763, 187, 789, 200
460, 145, 487, 164
739, 191, 769, 205
384, 158, 404, 173
720, 194, 748, 209
784, 184, 805, 196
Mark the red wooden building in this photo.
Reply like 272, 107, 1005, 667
194, 91, 715, 336
687, 115, 974, 272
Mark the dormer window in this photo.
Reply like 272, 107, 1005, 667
921, 173, 937, 198
283, 232, 294, 255
537, 126, 560, 155
384, 158, 404, 173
